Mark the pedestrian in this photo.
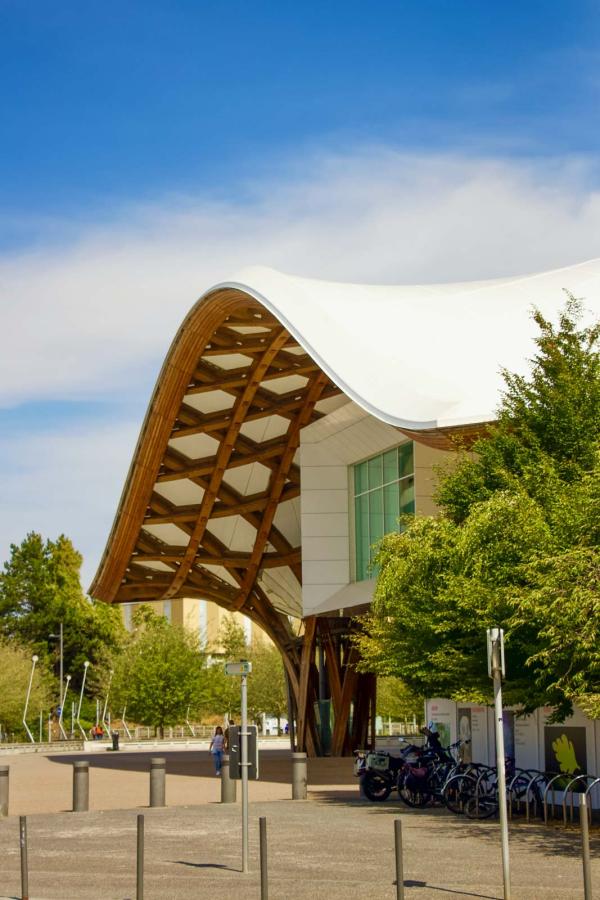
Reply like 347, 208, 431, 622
210, 725, 225, 775
224, 719, 235, 751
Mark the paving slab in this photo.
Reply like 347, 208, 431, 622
0, 797, 598, 899
0, 748, 598, 899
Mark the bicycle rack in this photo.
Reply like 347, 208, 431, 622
560, 774, 593, 825
523, 771, 551, 823
543, 773, 568, 823
584, 777, 600, 826
507, 769, 542, 821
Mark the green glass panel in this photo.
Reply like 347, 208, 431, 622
400, 477, 415, 516
384, 481, 400, 534
355, 494, 369, 581
369, 488, 384, 557
368, 454, 383, 490
383, 448, 397, 485
354, 461, 368, 495
398, 442, 414, 478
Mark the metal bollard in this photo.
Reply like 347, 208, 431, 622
72, 760, 89, 812
0, 765, 8, 817
580, 794, 592, 900
19, 816, 29, 900
291, 752, 307, 800
221, 754, 237, 803
137, 813, 144, 900
259, 816, 268, 900
394, 818, 404, 900
149, 757, 166, 807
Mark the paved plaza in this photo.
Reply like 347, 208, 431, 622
0, 748, 597, 899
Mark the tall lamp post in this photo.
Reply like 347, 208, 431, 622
22, 655, 39, 743
487, 627, 511, 900
102, 669, 114, 737
49, 623, 64, 711
76, 661, 90, 740
58, 674, 71, 740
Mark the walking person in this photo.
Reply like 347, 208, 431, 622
209, 725, 225, 776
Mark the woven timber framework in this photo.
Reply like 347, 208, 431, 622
90, 286, 478, 755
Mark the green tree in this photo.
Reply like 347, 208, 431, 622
248, 642, 287, 728
202, 616, 249, 720
358, 299, 600, 719
110, 607, 207, 736
0, 533, 124, 691
376, 676, 424, 725
0, 640, 55, 737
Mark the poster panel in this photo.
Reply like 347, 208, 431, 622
544, 726, 587, 776
457, 707, 472, 762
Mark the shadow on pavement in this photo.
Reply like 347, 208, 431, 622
46, 749, 357, 786
404, 882, 500, 899
173, 860, 239, 872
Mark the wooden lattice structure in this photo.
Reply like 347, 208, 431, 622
90, 285, 477, 755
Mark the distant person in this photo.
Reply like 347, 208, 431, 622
209, 726, 225, 775
224, 719, 235, 752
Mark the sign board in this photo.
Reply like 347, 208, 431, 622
225, 661, 252, 676
228, 725, 259, 780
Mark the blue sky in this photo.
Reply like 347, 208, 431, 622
1, 1, 599, 584
1, 1, 599, 240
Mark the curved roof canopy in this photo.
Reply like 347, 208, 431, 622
90, 258, 600, 623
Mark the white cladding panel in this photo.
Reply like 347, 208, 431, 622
300, 402, 405, 616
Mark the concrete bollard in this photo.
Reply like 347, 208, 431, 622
72, 761, 89, 812
292, 752, 307, 800
580, 794, 592, 900
0, 765, 8, 817
221, 754, 237, 803
149, 757, 166, 808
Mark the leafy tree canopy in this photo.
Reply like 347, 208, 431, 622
203, 616, 288, 725
110, 606, 207, 734
358, 298, 600, 720
0, 639, 54, 737
0, 533, 124, 690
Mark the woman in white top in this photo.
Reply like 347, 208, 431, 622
209, 726, 225, 775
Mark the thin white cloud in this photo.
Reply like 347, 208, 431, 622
1, 147, 600, 581
1, 149, 600, 408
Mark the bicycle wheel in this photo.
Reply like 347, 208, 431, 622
398, 779, 432, 808
465, 788, 498, 819
442, 773, 477, 815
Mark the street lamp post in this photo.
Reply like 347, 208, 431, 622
487, 627, 511, 900
76, 661, 90, 740
102, 669, 114, 737
49, 623, 64, 712
58, 674, 71, 740
22, 655, 39, 743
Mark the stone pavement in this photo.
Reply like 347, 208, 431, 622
0, 748, 597, 898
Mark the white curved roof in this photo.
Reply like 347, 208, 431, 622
210, 257, 600, 431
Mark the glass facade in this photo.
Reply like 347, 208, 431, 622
353, 443, 415, 581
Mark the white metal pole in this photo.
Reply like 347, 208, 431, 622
59, 622, 64, 705
102, 670, 113, 735
58, 675, 71, 740
76, 661, 90, 740
241, 671, 249, 874
22, 656, 38, 743
491, 633, 511, 900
